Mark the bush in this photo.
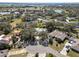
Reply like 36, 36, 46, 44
46, 53, 54, 57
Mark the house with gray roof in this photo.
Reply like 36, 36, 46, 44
68, 37, 79, 53
71, 44, 79, 53
49, 30, 67, 42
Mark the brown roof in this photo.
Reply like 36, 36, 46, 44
49, 30, 67, 41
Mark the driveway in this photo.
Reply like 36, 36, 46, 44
60, 42, 72, 56
0, 49, 9, 57
26, 45, 68, 57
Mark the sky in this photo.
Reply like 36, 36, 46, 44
0, 0, 79, 3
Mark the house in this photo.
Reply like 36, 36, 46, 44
3, 35, 12, 44
71, 44, 79, 53
0, 34, 5, 40
14, 12, 20, 14
0, 34, 12, 50
66, 17, 76, 20
35, 28, 47, 33
55, 17, 65, 21
49, 30, 67, 42
70, 38, 79, 53
71, 38, 79, 53
0, 34, 12, 44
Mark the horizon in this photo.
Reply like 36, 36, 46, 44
0, 0, 79, 3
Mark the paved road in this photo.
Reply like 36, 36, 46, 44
26, 45, 69, 57
0, 49, 9, 57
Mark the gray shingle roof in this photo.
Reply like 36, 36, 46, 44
49, 30, 67, 41
71, 45, 79, 52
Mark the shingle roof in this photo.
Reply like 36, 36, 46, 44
49, 30, 67, 41
71, 45, 79, 52
70, 38, 79, 52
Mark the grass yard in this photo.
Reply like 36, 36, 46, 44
67, 49, 79, 57
46, 53, 55, 57
49, 40, 68, 51
10, 18, 23, 28
69, 19, 79, 23
9, 18, 23, 35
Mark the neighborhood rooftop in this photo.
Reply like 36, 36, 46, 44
49, 30, 67, 41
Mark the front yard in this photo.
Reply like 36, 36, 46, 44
49, 39, 68, 52
10, 18, 23, 28
67, 49, 79, 57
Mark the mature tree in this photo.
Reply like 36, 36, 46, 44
39, 31, 48, 40
48, 37, 53, 45
46, 53, 54, 57
0, 23, 12, 34
20, 28, 35, 42
36, 20, 46, 28
46, 21, 55, 32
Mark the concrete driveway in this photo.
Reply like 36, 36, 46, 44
0, 49, 9, 57
26, 45, 68, 57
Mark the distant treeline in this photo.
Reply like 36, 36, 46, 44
0, 3, 79, 8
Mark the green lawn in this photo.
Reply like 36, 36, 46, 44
67, 49, 79, 57
10, 18, 23, 28
69, 19, 79, 23
46, 53, 55, 57
49, 40, 68, 51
